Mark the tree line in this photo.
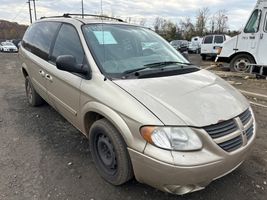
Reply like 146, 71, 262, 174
0, 20, 28, 40
126, 7, 240, 42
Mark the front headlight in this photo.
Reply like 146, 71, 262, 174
140, 126, 202, 151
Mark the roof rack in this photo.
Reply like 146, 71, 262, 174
40, 15, 71, 19
40, 13, 124, 22
63, 13, 124, 22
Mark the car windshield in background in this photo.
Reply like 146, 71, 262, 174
82, 24, 197, 79
1, 42, 14, 46
170, 40, 181, 46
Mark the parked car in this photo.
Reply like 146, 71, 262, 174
188, 36, 202, 54
19, 14, 256, 195
201, 34, 230, 60
0, 41, 18, 52
170, 40, 189, 53
216, 0, 267, 76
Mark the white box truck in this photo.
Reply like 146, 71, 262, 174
216, 0, 267, 76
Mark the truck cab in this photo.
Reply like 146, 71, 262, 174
216, 0, 267, 75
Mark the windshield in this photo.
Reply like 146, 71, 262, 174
82, 24, 194, 78
1, 42, 14, 46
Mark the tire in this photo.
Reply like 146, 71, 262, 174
89, 118, 133, 185
201, 55, 206, 61
25, 76, 44, 106
230, 54, 255, 72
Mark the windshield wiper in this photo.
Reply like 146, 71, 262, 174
144, 61, 193, 67
123, 61, 193, 75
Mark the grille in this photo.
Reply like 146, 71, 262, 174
239, 109, 252, 125
246, 125, 254, 141
204, 109, 254, 152
218, 135, 243, 152
204, 119, 238, 139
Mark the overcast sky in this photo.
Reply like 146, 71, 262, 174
0, 0, 256, 30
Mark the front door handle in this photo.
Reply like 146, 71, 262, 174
39, 70, 45, 77
260, 33, 264, 39
45, 74, 53, 82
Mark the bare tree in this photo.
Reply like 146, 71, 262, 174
179, 17, 195, 40
195, 7, 209, 36
161, 20, 177, 41
214, 9, 228, 33
154, 17, 165, 33
139, 18, 146, 26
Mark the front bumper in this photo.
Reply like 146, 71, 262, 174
2, 48, 18, 52
128, 129, 255, 195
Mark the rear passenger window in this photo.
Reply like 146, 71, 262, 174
51, 24, 84, 64
22, 22, 60, 60
214, 36, 224, 44
203, 36, 213, 44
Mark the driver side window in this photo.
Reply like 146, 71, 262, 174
51, 24, 84, 64
244, 9, 262, 33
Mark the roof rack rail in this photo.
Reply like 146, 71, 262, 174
63, 13, 124, 22
40, 15, 71, 19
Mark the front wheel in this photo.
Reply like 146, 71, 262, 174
230, 54, 255, 72
89, 119, 133, 185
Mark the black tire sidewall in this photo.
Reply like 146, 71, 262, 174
230, 54, 255, 72
89, 119, 133, 185
25, 76, 43, 106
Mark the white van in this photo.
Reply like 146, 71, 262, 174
216, 0, 267, 75
188, 36, 202, 54
201, 34, 230, 60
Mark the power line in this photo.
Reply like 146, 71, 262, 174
81, 0, 84, 18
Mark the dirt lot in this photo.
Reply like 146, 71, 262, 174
0, 53, 266, 200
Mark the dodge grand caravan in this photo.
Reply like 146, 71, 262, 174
19, 14, 256, 195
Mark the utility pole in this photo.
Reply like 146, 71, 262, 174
82, 0, 84, 18
32, 0, 37, 21
27, 0, 32, 24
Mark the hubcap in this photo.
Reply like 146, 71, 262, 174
96, 134, 117, 174
234, 58, 250, 72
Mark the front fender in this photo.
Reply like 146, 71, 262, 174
81, 101, 147, 152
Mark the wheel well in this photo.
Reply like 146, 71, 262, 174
22, 68, 28, 78
84, 112, 104, 136
229, 52, 256, 64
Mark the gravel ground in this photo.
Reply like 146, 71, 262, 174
0, 53, 266, 200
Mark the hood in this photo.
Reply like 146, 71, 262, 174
114, 70, 249, 127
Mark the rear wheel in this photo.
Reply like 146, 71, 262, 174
230, 54, 255, 72
25, 76, 44, 106
89, 118, 133, 185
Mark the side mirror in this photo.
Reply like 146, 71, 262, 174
56, 55, 88, 75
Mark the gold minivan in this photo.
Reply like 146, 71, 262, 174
19, 14, 256, 195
